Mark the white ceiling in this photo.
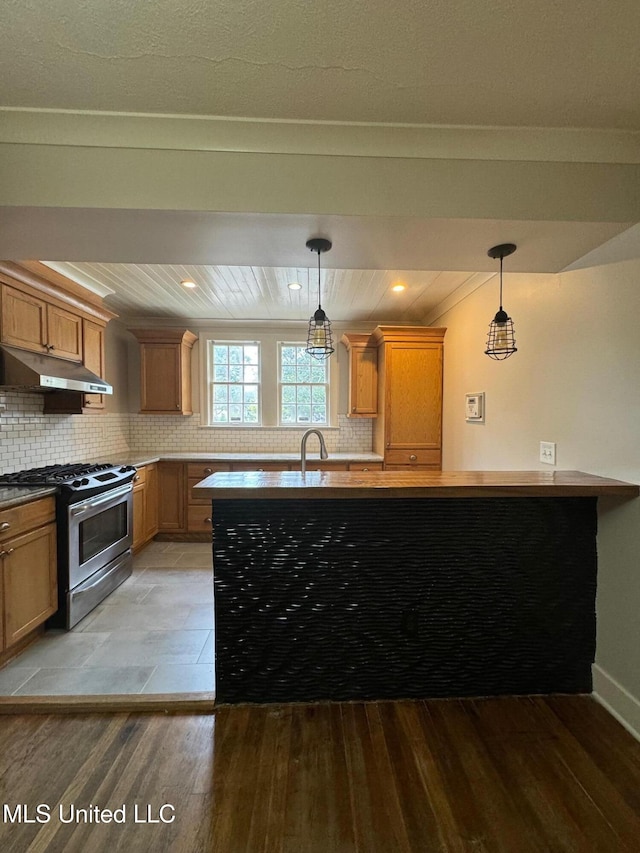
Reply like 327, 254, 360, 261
3, 0, 640, 322
3, 0, 640, 129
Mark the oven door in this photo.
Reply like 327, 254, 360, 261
67, 482, 133, 589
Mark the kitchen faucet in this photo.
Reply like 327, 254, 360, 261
300, 428, 328, 475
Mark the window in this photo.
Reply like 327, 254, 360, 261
202, 332, 336, 428
279, 343, 328, 425
209, 341, 260, 424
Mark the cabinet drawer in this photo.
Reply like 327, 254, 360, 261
0, 497, 56, 542
188, 477, 213, 505
347, 462, 384, 472
384, 449, 441, 466
187, 505, 213, 533
187, 462, 232, 479
231, 461, 291, 471
383, 464, 441, 471
297, 461, 349, 472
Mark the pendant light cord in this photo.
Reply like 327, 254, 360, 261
317, 249, 322, 309
499, 254, 504, 310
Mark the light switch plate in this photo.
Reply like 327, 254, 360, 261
539, 441, 556, 465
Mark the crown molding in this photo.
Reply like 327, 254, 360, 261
2, 108, 640, 164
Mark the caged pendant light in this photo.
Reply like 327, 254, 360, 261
305, 237, 334, 360
485, 243, 517, 360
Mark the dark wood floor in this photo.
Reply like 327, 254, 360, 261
1, 696, 639, 852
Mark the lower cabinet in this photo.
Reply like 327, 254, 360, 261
0, 496, 57, 651
132, 463, 159, 551
157, 461, 187, 533
157, 459, 384, 536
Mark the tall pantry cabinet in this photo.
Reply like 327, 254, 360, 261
371, 326, 446, 470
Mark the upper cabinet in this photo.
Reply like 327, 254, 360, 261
0, 261, 116, 412
82, 319, 107, 410
131, 328, 198, 415
371, 326, 446, 470
340, 333, 378, 418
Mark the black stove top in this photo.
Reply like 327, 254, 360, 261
0, 463, 136, 500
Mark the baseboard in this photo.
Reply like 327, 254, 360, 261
592, 664, 640, 743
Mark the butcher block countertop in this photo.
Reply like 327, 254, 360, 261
194, 469, 640, 500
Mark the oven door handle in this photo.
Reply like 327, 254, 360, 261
70, 482, 133, 515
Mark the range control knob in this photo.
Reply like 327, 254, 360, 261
81, 478, 90, 486
72, 480, 82, 488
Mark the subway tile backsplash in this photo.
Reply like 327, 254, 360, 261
0, 391, 130, 473
0, 391, 373, 473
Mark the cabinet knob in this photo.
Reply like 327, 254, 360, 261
134, 475, 140, 482
4, 547, 14, 555
362, 467, 369, 471
409, 454, 417, 462
0, 522, 10, 532
205, 517, 212, 524
204, 468, 213, 474
257, 468, 264, 472
352, 406, 356, 412
176, 404, 180, 409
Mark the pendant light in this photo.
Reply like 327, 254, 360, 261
485, 243, 517, 360
305, 237, 334, 360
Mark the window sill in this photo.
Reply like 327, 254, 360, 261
197, 424, 340, 430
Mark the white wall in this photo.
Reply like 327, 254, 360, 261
433, 257, 640, 736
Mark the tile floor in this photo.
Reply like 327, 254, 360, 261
0, 541, 215, 696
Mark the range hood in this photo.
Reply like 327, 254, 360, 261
0, 345, 113, 394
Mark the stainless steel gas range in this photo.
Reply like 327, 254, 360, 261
0, 463, 137, 628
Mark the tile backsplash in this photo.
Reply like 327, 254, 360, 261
0, 391, 373, 473
0, 391, 130, 473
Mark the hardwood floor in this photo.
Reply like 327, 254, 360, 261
0, 695, 639, 852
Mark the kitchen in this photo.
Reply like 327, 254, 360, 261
2, 1, 640, 847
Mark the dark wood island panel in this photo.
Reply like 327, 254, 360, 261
195, 470, 638, 704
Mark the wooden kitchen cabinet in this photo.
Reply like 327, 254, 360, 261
157, 461, 187, 532
0, 496, 57, 652
0, 284, 48, 353
341, 333, 378, 417
132, 463, 160, 551
187, 462, 232, 532
371, 326, 446, 470
0, 283, 83, 361
131, 328, 198, 415
0, 262, 117, 416
82, 318, 107, 410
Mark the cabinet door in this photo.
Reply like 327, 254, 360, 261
157, 462, 186, 532
144, 463, 159, 541
83, 319, 106, 409
132, 481, 146, 551
0, 284, 47, 352
46, 304, 83, 361
140, 344, 182, 413
3, 523, 57, 647
385, 343, 443, 451
349, 346, 378, 416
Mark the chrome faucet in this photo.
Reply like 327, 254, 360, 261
300, 428, 328, 475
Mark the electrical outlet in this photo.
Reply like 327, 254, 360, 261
539, 441, 556, 465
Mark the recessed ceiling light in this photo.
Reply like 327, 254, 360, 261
391, 282, 406, 292
288, 281, 302, 291
180, 279, 197, 289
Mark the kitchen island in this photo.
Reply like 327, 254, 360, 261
195, 470, 638, 704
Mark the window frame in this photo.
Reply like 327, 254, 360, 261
207, 339, 262, 427
277, 341, 330, 427
200, 329, 338, 429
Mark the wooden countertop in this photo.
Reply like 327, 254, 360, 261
193, 469, 640, 500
